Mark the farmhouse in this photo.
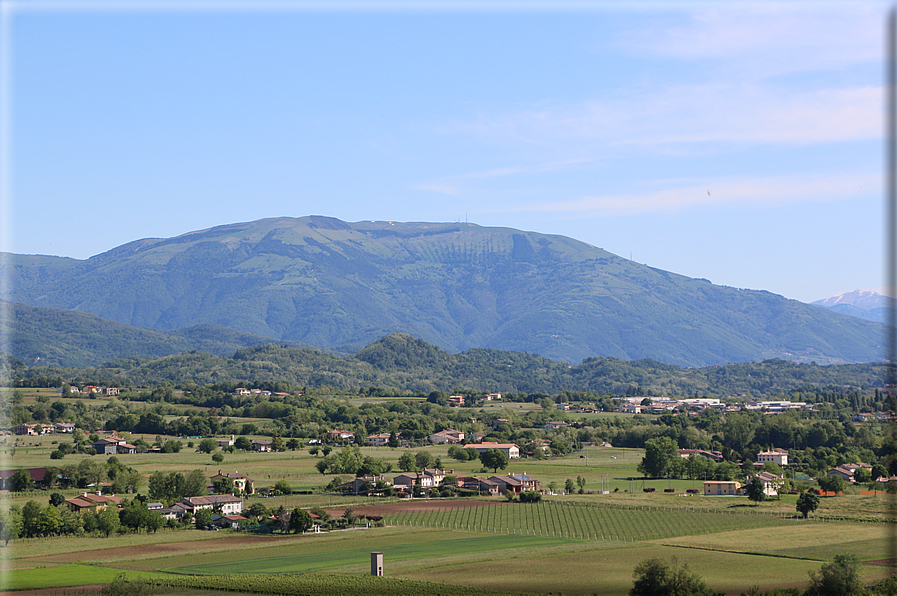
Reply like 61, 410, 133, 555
827, 463, 872, 483
327, 430, 355, 442
213, 514, 247, 529
210, 470, 254, 495
463, 442, 520, 459
91, 436, 136, 455
251, 440, 273, 452
703, 481, 741, 496
392, 468, 447, 490
448, 395, 465, 406
757, 448, 789, 466
488, 475, 524, 495
179, 494, 243, 516
0, 467, 52, 491
339, 475, 391, 496
750, 472, 784, 496
458, 476, 500, 495
429, 429, 465, 444
366, 432, 397, 447
65, 492, 123, 513
13, 424, 39, 436
508, 473, 541, 492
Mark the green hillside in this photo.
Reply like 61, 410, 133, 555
2, 216, 884, 366
0, 301, 310, 367
8, 333, 887, 398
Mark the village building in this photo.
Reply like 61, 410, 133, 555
0, 467, 52, 491
703, 480, 742, 496
463, 442, 520, 459
210, 471, 254, 495
251, 440, 273, 452
429, 429, 465, 445
750, 472, 784, 497
91, 436, 137, 455
65, 492, 123, 513
826, 463, 872, 483
327, 430, 355, 443
366, 432, 397, 447
757, 448, 789, 466
458, 476, 500, 496
178, 494, 243, 516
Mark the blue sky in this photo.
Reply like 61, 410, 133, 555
0, 1, 887, 303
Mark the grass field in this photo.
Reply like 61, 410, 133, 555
166, 534, 574, 575
4, 564, 166, 591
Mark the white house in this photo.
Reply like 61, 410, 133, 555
464, 442, 520, 459
757, 449, 789, 466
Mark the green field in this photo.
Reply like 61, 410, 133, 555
167, 534, 573, 575
5, 506, 892, 595
4, 564, 166, 591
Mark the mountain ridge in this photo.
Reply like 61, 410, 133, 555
2, 216, 884, 366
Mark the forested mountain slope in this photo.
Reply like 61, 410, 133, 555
2, 216, 883, 366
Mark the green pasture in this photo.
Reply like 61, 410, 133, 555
658, 522, 893, 562
393, 541, 828, 596
167, 533, 574, 575
3, 564, 167, 591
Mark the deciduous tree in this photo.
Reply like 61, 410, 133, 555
746, 477, 765, 504
479, 449, 509, 473
806, 553, 863, 596
796, 491, 820, 518
637, 437, 680, 478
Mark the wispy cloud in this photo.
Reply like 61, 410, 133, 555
625, 7, 882, 76
448, 6, 881, 152
489, 171, 878, 216
452, 83, 880, 148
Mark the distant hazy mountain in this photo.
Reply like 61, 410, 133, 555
811, 290, 894, 324
1, 216, 884, 366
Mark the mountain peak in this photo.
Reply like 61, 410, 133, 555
812, 290, 888, 310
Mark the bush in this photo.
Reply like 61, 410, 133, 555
806, 553, 864, 596
519, 490, 542, 503
630, 556, 713, 596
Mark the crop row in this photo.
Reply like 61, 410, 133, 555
145, 573, 522, 596
387, 501, 792, 541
